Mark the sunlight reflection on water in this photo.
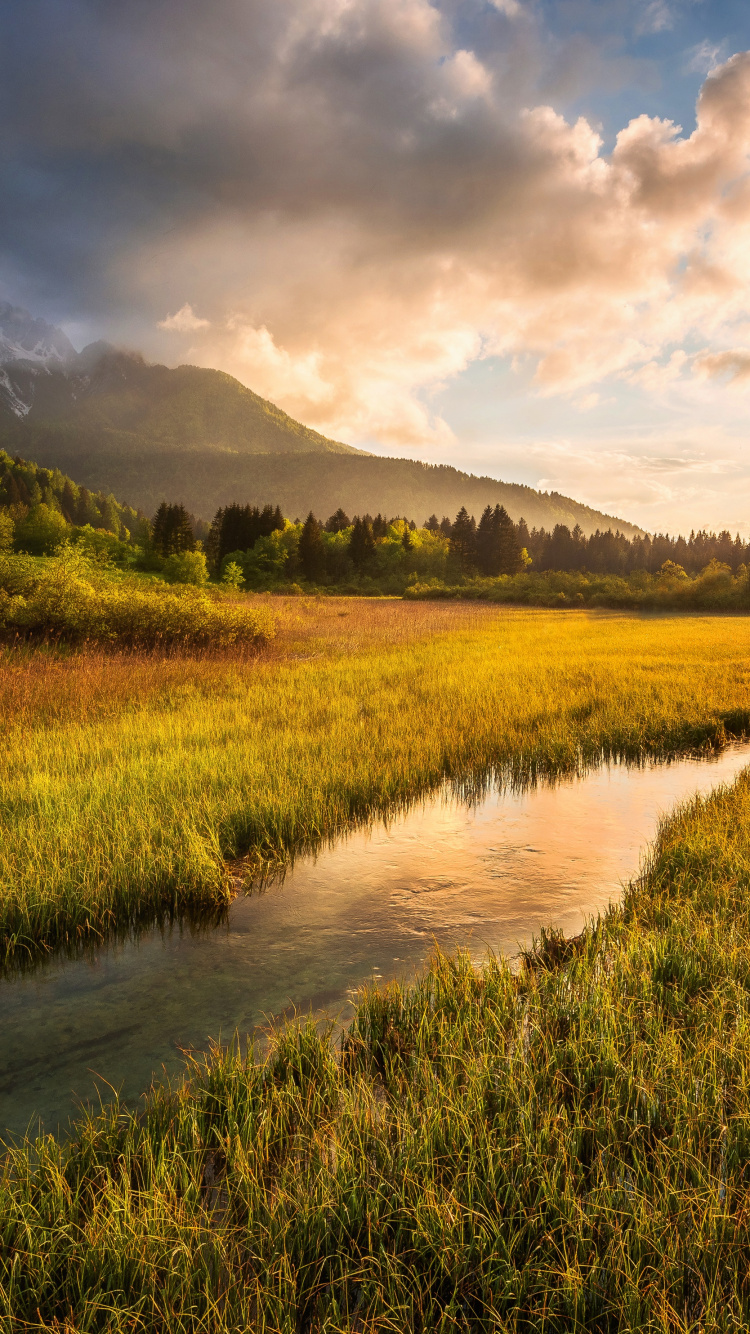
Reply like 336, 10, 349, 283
2, 743, 749, 1142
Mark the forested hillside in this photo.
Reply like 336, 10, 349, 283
0, 303, 643, 537
0, 425, 644, 537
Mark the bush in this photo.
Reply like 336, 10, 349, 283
221, 560, 244, 590
70, 524, 133, 566
0, 546, 275, 648
14, 503, 69, 555
403, 567, 750, 611
0, 510, 13, 551
162, 549, 209, 586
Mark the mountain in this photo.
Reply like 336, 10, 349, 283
0, 313, 360, 456
0, 301, 643, 536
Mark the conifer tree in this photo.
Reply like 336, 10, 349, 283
495, 504, 524, 574
325, 508, 351, 533
204, 509, 224, 573
449, 507, 477, 571
60, 480, 77, 524
151, 502, 195, 557
475, 505, 497, 575
298, 511, 326, 581
348, 516, 376, 568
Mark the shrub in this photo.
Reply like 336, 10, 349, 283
221, 560, 245, 590
15, 503, 70, 555
0, 510, 13, 550
0, 546, 275, 648
162, 550, 209, 586
70, 524, 133, 566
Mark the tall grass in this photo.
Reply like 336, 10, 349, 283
2, 607, 750, 962
4, 769, 750, 1329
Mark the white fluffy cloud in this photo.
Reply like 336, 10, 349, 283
118, 19, 750, 451
158, 303, 210, 332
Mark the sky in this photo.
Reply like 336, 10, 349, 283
2, 0, 750, 534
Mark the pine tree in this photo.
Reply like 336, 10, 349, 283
204, 509, 224, 573
60, 480, 78, 524
449, 507, 477, 572
424, 514, 440, 532
172, 505, 195, 554
325, 508, 351, 533
151, 502, 171, 556
372, 514, 388, 539
151, 502, 195, 557
495, 505, 524, 574
475, 505, 497, 575
298, 512, 326, 581
348, 516, 376, 568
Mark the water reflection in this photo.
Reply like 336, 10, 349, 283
2, 743, 749, 1143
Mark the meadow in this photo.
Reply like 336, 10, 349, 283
2, 598, 750, 964
3, 598, 750, 1328
3, 747, 750, 1330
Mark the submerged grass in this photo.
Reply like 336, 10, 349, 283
3, 606, 750, 961
4, 769, 750, 1330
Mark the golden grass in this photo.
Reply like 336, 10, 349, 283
2, 605, 750, 961
6, 770, 750, 1329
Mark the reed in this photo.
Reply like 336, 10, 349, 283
3, 768, 750, 1330
2, 606, 750, 963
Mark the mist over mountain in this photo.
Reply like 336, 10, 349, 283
0, 302, 643, 535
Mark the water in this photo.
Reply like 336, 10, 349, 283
2, 745, 749, 1143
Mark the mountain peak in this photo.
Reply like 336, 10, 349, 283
0, 300, 77, 367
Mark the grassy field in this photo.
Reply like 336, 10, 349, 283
3, 601, 750, 964
4, 760, 750, 1329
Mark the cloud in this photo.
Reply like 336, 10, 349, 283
488, 0, 523, 17
635, 1, 674, 36
684, 39, 724, 76
693, 348, 750, 384
157, 303, 210, 332
3, 2, 750, 459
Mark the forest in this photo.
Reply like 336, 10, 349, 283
3, 448, 750, 622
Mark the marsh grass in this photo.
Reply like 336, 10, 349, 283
4, 771, 750, 1329
3, 606, 750, 964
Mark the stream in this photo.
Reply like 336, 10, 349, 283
2, 742, 749, 1143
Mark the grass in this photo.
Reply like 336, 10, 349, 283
4, 768, 750, 1329
3, 603, 750, 964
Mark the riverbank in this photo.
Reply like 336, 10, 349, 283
3, 766, 750, 1329
3, 604, 750, 966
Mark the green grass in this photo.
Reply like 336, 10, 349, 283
4, 768, 750, 1330
3, 606, 750, 963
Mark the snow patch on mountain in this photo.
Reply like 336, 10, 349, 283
0, 368, 32, 417
0, 301, 77, 368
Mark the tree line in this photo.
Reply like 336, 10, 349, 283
5, 447, 750, 585
197, 499, 750, 582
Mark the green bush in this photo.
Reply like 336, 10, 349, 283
162, 549, 209, 586
70, 524, 133, 566
404, 566, 750, 611
0, 511, 12, 551
221, 560, 244, 589
0, 546, 275, 648
14, 503, 69, 555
